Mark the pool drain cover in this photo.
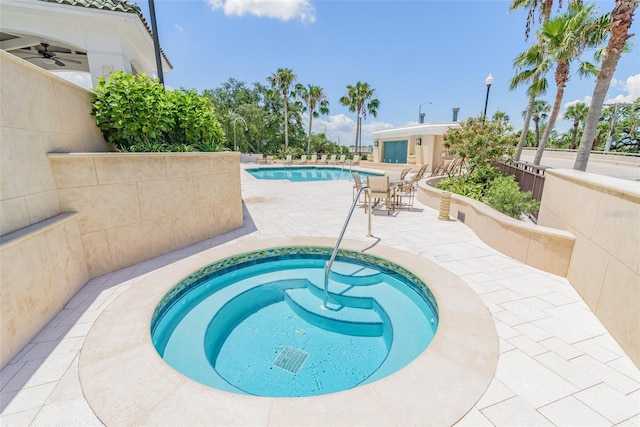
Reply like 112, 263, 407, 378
273, 346, 308, 374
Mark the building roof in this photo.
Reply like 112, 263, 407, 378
372, 123, 460, 139
39, 0, 173, 69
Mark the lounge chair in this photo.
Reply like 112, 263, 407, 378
399, 167, 412, 181
337, 154, 347, 165
351, 155, 361, 166
310, 154, 318, 164
328, 154, 337, 164
319, 154, 328, 164
296, 154, 308, 164
365, 175, 395, 215
283, 155, 293, 165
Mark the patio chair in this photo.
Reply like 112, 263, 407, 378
296, 154, 308, 164
337, 154, 347, 165
310, 154, 318, 164
365, 175, 395, 215
350, 155, 360, 166
352, 172, 364, 204
283, 155, 293, 165
265, 155, 274, 165
396, 172, 421, 210
328, 154, 337, 164
319, 154, 328, 164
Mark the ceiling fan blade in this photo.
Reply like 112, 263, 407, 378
53, 59, 66, 67
58, 57, 82, 64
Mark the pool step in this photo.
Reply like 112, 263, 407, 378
284, 287, 384, 337
329, 261, 382, 286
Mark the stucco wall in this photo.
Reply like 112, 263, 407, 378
49, 152, 242, 277
0, 50, 110, 236
537, 169, 640, 368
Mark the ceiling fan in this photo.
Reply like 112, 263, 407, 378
22, 43, 83, 67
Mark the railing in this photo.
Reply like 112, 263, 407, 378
322, 185, 372, 309
495, 160, 548, 220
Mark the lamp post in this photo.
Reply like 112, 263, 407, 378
148, 0, 164, 87
483, 74, 494, 120
233, 116, 248, 152
418, 101, 432, 123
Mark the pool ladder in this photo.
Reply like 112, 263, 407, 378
322, 185, 372, 310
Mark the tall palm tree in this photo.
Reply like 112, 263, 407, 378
575, 0, 639, 170
564, 102, 589, 149
339, 82, 380, 154
525, 99, 551, 147
268, 68, 297, 149
509, 0, 557, 161
532, 3, 609, 165
295, 83, 330, 155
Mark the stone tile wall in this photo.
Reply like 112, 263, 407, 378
538, 169, 640, 368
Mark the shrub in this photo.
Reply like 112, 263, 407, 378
484, 175, 540, 219
92, 71, 224, 152
436, 177, 484, 201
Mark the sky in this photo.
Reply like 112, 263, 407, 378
134, 0, 640, 147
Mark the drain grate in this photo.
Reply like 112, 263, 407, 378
273, 346, 309, 374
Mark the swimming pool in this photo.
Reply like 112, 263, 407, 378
245, 166, 383, 181
151, 246, 438, 397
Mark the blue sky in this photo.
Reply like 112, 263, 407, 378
137, 0, 639, 146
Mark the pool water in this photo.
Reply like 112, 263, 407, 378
151, 248, 438, 397
245, 166, 383, 181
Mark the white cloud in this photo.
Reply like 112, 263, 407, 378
607, 73, 640, 103
175, 24, 184, 33
207, 0, 315, 23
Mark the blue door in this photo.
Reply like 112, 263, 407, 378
383, 140, 408, 164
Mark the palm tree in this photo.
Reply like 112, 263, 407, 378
525, 99, 551, 147
509, 0, 556, 161
267, 68, 297, 149
564, 102, 589, 149
532, 3, 609, 165
339, 82, 380, 154
575, 0, 639, 170
295, 83, 330, 155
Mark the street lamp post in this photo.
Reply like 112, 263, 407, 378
483, 74, 494, 120
233, 116, 248, 152
418, 101, 432, 123
148, 0, 164, 87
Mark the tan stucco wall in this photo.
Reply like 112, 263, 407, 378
537, 169, 640, 368
0, 50, 111, 236
49, 152, 243, 277
417, 179, 576, 277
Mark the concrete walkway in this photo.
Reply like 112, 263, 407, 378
1, 166, 638, 426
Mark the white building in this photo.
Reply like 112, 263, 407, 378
0, 0, 172, 88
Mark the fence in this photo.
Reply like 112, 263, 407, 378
495, 161, 548, 220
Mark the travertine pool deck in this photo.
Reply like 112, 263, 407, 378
1, 165, 639, 426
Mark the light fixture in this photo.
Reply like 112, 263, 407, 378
416, 138, 422, 146
374, 140, 379, 147
483, 74, 493, 119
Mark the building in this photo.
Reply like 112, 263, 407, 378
371, 123, 460, 171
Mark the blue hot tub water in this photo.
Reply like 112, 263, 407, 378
151, 248, 438, 397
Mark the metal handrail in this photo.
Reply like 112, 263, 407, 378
322, 185, 372, 309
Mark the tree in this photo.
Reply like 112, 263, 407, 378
531, 99, 551, 148
509, 0, 556, 161
575, 0, 639, 170
268, 68, 297, 149
339, 82, 380, 154
533, 3, 610, 165
443, 115, 517, 170
564, 102, 589, 149
295, 83, 330, 155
